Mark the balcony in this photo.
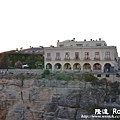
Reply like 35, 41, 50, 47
74, 57, 80, 60
104, 57, 111, 60
84, 57, 90, 60
94, 57, 100, 60
64, 58, 71, 60
55, 57, 61, 60
46, 58, 51, 61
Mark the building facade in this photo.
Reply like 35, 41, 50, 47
44, 38, 118, 74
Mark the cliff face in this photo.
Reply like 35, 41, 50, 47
0, 79, 119, 120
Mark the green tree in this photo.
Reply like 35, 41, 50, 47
27, 53, 36, 69
35, 55, 44, 69
0, 53, 10, 69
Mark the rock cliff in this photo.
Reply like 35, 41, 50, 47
0, 78, 119, 120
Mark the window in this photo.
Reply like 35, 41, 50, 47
65, 52, 70, 59
56, 52, 60, 59
97, 74, 101, 77
76, 44, 83, 47
59, 45, 64, 47
105, 52, 110, 59
47, 53, 51, 59
85, 52, 89, 59
95, 52, 100, 59
96, 43, 101, 46
75, 52, 79, 59
106, 74, 109, 77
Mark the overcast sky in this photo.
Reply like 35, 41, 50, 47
0, 0, 120, 55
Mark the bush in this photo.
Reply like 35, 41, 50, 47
83, 74, 98, 82
55, 72, 71, 81
43, 69, 50, 75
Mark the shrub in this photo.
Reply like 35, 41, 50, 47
55, 72, 71, 81
83, 74, 98, 82
43, 69, 50, 75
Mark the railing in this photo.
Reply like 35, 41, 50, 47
84, 57, 90, 60
46, 58, 51, 61
55, 57, 61, 60
74, 57, 80, 60
64, 58, 71, 60
104, 57, 111, 60
94, 57, 100, 60
93, 70, 102, 73
73, 69, 80, 73
83, 69, 91, 73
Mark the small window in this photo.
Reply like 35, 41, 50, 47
97, 74, 101, 77
76, 44, 83, 46
65, 52, 70, 59
59, 45, 64, 47
47, 53, 51, 58
75, 52, 79, 59
106, 74, 109, 77
96, 43, 101, 46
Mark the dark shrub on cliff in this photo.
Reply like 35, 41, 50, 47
43, 69, 50, 75
0, 53, 10, 69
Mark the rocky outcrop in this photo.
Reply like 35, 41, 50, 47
0, 79, 119, 120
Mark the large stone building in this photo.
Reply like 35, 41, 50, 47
44, 38, 118, 76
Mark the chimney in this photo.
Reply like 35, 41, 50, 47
40, 46, 43, 48
84, 39, 86, 41
58, 40, 59, 42
99, 38, 101, 41
73, 38, 75, 41
90, 39, 92, 41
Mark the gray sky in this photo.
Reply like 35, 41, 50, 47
0, 0, 120, 55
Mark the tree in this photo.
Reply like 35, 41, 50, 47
0, 53, 10, 69
27, 53, 36, 69
35, 55, 44, 69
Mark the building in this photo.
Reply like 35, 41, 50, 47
44, 38, 118, 76
0, 47, 44, 69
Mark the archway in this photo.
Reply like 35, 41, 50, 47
104, 63, 111, 73
54, 63, 62, 70
64, 63, 71, 70
93, 63, 102, 70
46, 63, 52, 69
83, 63, 91, 70
73, 63, 81, 70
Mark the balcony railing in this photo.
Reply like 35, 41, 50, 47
46, 58, 51, 61
64, 58, 71, 60
94, 57, 100, 60
74, 57, 80, 60
84, 57, 90, 60
55, 57, 61, 60
104, 57, 111, 60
